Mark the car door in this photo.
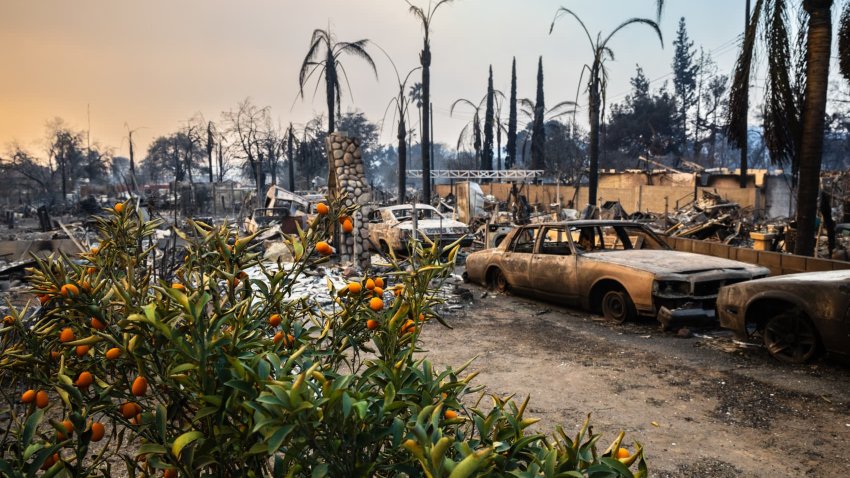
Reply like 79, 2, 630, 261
500, 226, 538, 290
531, 225, 579, 304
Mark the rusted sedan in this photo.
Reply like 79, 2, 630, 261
717, 270, 850, 363
463, 220, 769, 328
367, 204, 471, 254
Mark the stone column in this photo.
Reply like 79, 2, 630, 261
326, 132, 372, 269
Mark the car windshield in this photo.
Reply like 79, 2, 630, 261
392, 206, 443, 222
570, 224, 668, 252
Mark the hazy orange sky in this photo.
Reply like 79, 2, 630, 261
0, 0, 748, 159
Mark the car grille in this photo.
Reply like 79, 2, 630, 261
693, 277, 748, 297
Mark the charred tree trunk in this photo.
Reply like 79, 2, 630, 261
795, 0, 833, 257
398, 116, 407, 205
421, 44, 432, 203
588, 76, 601, 207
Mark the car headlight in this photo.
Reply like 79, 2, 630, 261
652, 280, 691, 297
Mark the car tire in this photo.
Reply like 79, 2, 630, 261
601, 289, 636, 323
490, 268, 509, 293
763, 311, 820, 364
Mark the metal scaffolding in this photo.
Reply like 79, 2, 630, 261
407, 170, 544, 180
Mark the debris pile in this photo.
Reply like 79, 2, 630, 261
661, 191, 753, 245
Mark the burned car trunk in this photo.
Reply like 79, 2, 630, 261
464, 220, 769, 329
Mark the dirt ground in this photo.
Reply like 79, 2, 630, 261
418, 281, 850, 478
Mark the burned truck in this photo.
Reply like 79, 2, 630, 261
464, 220, 769, 329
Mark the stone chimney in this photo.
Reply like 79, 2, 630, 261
326, 132, 372, 269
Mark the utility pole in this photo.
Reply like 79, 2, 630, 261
740, 0, 750, 188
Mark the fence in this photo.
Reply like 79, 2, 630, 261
665, 236, 850, 276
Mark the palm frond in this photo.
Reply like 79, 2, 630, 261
298, 39, 326, 96
337, 61, 354, 102
336, 40, 379, 79
838, 2, 850, 83
450, 98, 478, 116
550, 7, 596, 51
761, 0, 800, 168
726, 0, 764, 149
602, 18, 663, 50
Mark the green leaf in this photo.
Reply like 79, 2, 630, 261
138, 443, 168, 455
267, 425, 295, 454
22, 408, 44, 447
342, 392, 352, 420
312, 463, 328, 478
172, 430, 204, 458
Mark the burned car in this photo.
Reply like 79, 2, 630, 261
717, 270, 850, 363
367, 204, 471, 253
463, 220, 769, 328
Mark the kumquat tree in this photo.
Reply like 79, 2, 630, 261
0, 200, 649, 477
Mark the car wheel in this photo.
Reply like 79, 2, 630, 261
490, 268, 509, 293
763, 311, 820, 364
601, 289, 636, 323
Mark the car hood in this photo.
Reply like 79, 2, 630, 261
733, 269, 850, 285
582, 250, 763, 275
397, 219, 468, 231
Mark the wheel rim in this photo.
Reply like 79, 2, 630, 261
603, 292, 627, 322
494, 270, 508, 292
763, 313, 818, 363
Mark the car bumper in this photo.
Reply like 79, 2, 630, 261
656, 303, 717, 330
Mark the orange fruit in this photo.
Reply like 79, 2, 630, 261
60, 283, 79, 297
269, 314, 282, 327
375, 277, 384, 288
418, 313, 425, 322
348, 282, 362, 294
121, 402, 139, 419
105, 347, 121, 360
316, 241, 333, 255
38, 294, 49, 304
171, 283, 186, 291
86, 267, 96, 275
41, 453, 59, 470
114, 202, 125, 213
342, 218, 354, 233
444, 410, 458, 420
285, 334, 294, 346
366, 319, 379, 330
59, 327, 75, 343
3, 315, 13, 326
374, 286, 384, 296
57, 419, 73, 440
401, 319, 415, 335
21, 389, 36, 404
75, 345, 90, 357
35, 390, 49, 408
80, 281, 91, 292
50, 350, 61, 361
164, 468, 178, 478
131, 376, 148, 396
91, 317, 106, 330
338, 215, 350, 225
316, 203, 329, 215
616, 448, 630, 459
75, 371, 93, 389
90, 247, 99, 255
365, 279, 376, 290
273, 332, 284, 344
90, 422, 105, 442
369, 297, 384, 312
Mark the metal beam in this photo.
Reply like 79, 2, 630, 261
407, 170, 544, 179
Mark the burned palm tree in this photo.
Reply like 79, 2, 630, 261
728, 0, 850, 256
407, 0, 458, 202
550, 2, 664, 206
376, 45, 421, 204
517, 98, 575, 168
298, 27, 378, 134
